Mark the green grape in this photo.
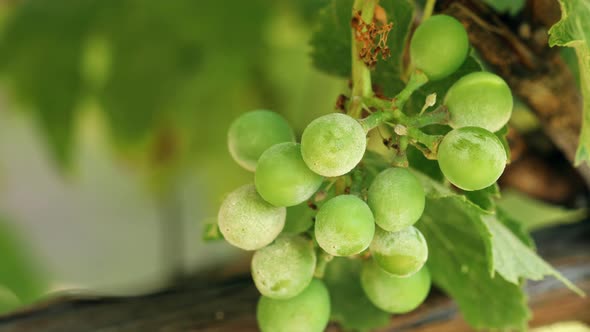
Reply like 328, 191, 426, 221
370, 226, 428, 277
257, 279, 331, 332
315, 195, 375, 256
445, 72, 513, 132
437, 127, 507, 191
218, 184, 286, 250
0, 286, 20, 315
255, 142, 324, 207
361, 259, 431, 314
367, 168, 425, 232
228, 110, 295, 171
251, 236, 316, 299
282, 203, 315, 235
410, 15, 469, 80
301, 113, 367, 177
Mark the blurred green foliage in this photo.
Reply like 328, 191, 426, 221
0, 0, 344, 204
0, 216, 47, 307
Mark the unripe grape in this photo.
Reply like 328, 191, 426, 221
301, 113, 367, 177
0, 286, 20, 315
282, 203, 315, 235
228, 110, 295, 171
368, 168, 425, 232
218, 184, 286, 250
257, 279, 331, 332
251, 236, 316, 299
361, 260, 431, 314
315, 195, 375, 256
255, 142, 324, 207
437, 127, 507, 191
370, 226, 428, 277
410, 15, 469, 80
445, 72, 513, 132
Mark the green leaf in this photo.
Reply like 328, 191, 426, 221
371, 0, 414, 97
496, 189, 586, 231
417, 196, 530, 330
481, 214, 584, 296
0, 216, 48, 304
0, 286, 21, 315
415, 173, 583, 328
310, 0, 413, 93
309, 0, 354, 77
482, 0, 525, 16
406, 56, 483, 115
463, 183, 500, 212
549, 0, 590, 166
323, 257, 390, 332
496, 208, 536, 249
202, 220, 223, 242
406, 145, 444, 182
495, 124, 511, 161
0, 0, 94, 165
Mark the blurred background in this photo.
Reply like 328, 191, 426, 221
0, 0, 349, 304
0, 0, 588, 323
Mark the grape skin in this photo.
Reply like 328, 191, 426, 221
370, 226, 428, 277
255, 142, 324, 207
301, 113, 367, 177
228, 110, 295, 171
315, 195, 375, 257
251, 236, 316, 300
257, 279, 331, 332
410, 15, 469, 80
217, 184, 286, 251
445, 72, 513, 132
282, 202, 315, 235
368, 168, 425, 232
437, 127, 507, 191
361, 260, 431, 314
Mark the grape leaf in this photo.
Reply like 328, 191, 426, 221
495, 124, 511, 161
548, 0, 590, 166
417, 196, 530, 330
323, 257, 390, 332
309, 0, 354, 77
496, 208, 536, 249
415, 173, 582, 329
406, 56, 482, 115
371, 0, 414, 97
496, 189, 586, 231
310, 0, 413, 91
0, 216, 48, 304
481, 214, 583, 296
463, 183, 500, 212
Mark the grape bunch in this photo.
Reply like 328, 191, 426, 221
216, 14, 512, 332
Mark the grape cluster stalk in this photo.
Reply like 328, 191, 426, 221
216, 4, 513, 331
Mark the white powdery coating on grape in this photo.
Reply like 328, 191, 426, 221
371, 227, 425, 257
370, 227, 428, 276
315, 195, 375, 256
368, 168, 425, 232
252, 236, 316, 299
218, 184, 286, 251
301, 113, 367, 177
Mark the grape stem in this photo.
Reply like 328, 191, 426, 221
348, 0, 378, 119
314, 250, 334, 278
393, 70, 428, 110
404, 126, 443, 158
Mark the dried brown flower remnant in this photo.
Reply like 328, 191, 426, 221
352, 7, 393, 68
